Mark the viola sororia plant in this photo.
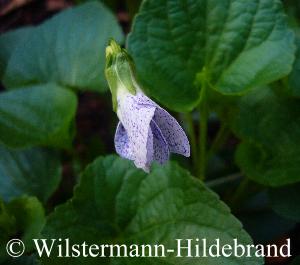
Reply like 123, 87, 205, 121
0, 0, 299, 264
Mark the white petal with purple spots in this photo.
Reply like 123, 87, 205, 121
153, 107, 190, 157
114, 122, 132, 160
117, 91, 156, 172
150, 120, 169, 164
114, 88, 190, 172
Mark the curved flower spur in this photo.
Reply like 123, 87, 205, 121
105, 40, 190, 172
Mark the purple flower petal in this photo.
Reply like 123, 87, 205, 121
153, 107, 190, 157
150, 120, 170, 164
114, 122, 132, 160
117, 93, 156, 172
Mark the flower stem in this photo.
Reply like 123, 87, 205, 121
198, 83, 208, 181
207, 122, 230, 160
228, 177, 249, 210
206, 172, 242, 188
183, 112, 198, 173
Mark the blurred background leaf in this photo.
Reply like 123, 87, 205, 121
0, 146, 61, 204
0, 26, 34, 79
0, 83, 77, 148
232, 87, 300, 186
237, 191, 296, 244
0, 196, 45, 263
2, 1, 124, 92
268, 183, 300, 222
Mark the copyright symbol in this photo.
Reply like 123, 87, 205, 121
6, 239, 25, 257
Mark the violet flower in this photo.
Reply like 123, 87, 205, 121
105, 40, 190, 172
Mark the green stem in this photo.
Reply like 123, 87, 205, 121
198, 84, 208, 180
207, 122, 230, 160
229, 177, 249, 210
183, 112, 198, 173
206, 172, 242, 188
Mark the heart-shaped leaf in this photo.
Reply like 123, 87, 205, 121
128, 0, 295, 112
41, 155, 262, 265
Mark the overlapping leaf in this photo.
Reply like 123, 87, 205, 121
0, 27, 34, 79
128, 0, 295, 112
0, 83, 77, 148
233, 87, 300, 186
42, 155, 262, 265
0, 146, 61, 203
2, 1, 124, 91
268, 183, 300, 222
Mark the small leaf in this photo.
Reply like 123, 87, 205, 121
233, 87, 300, 186
0, 83, 77, 148
0, 146, 61, 203
7, 197, 45, 248
128, 0, 295, 112
3, 1, 124, 92
0, 199, 16, 242
42, 155, 262, 265
0, 197, 45, 262
268, 183, 300, 222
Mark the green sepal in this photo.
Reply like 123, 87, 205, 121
105, 39, 137, 112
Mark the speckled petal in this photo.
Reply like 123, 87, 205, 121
153, 107, 190, 157
114, 122, 132, 160
117, 92, 156, 172
150, 120, 169, 164
138, 128, 153, 173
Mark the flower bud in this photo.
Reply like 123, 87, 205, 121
105, 39, 137, 112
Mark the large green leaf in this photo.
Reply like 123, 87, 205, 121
42, 155, 262, 265
3, 1, 124, 91
0, 83, 77, 148
268, 183, 300, 222
0, 146, 61, 203
233, 87, 300, 186
0, 27, 34, 79
128, 0, 295, 112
